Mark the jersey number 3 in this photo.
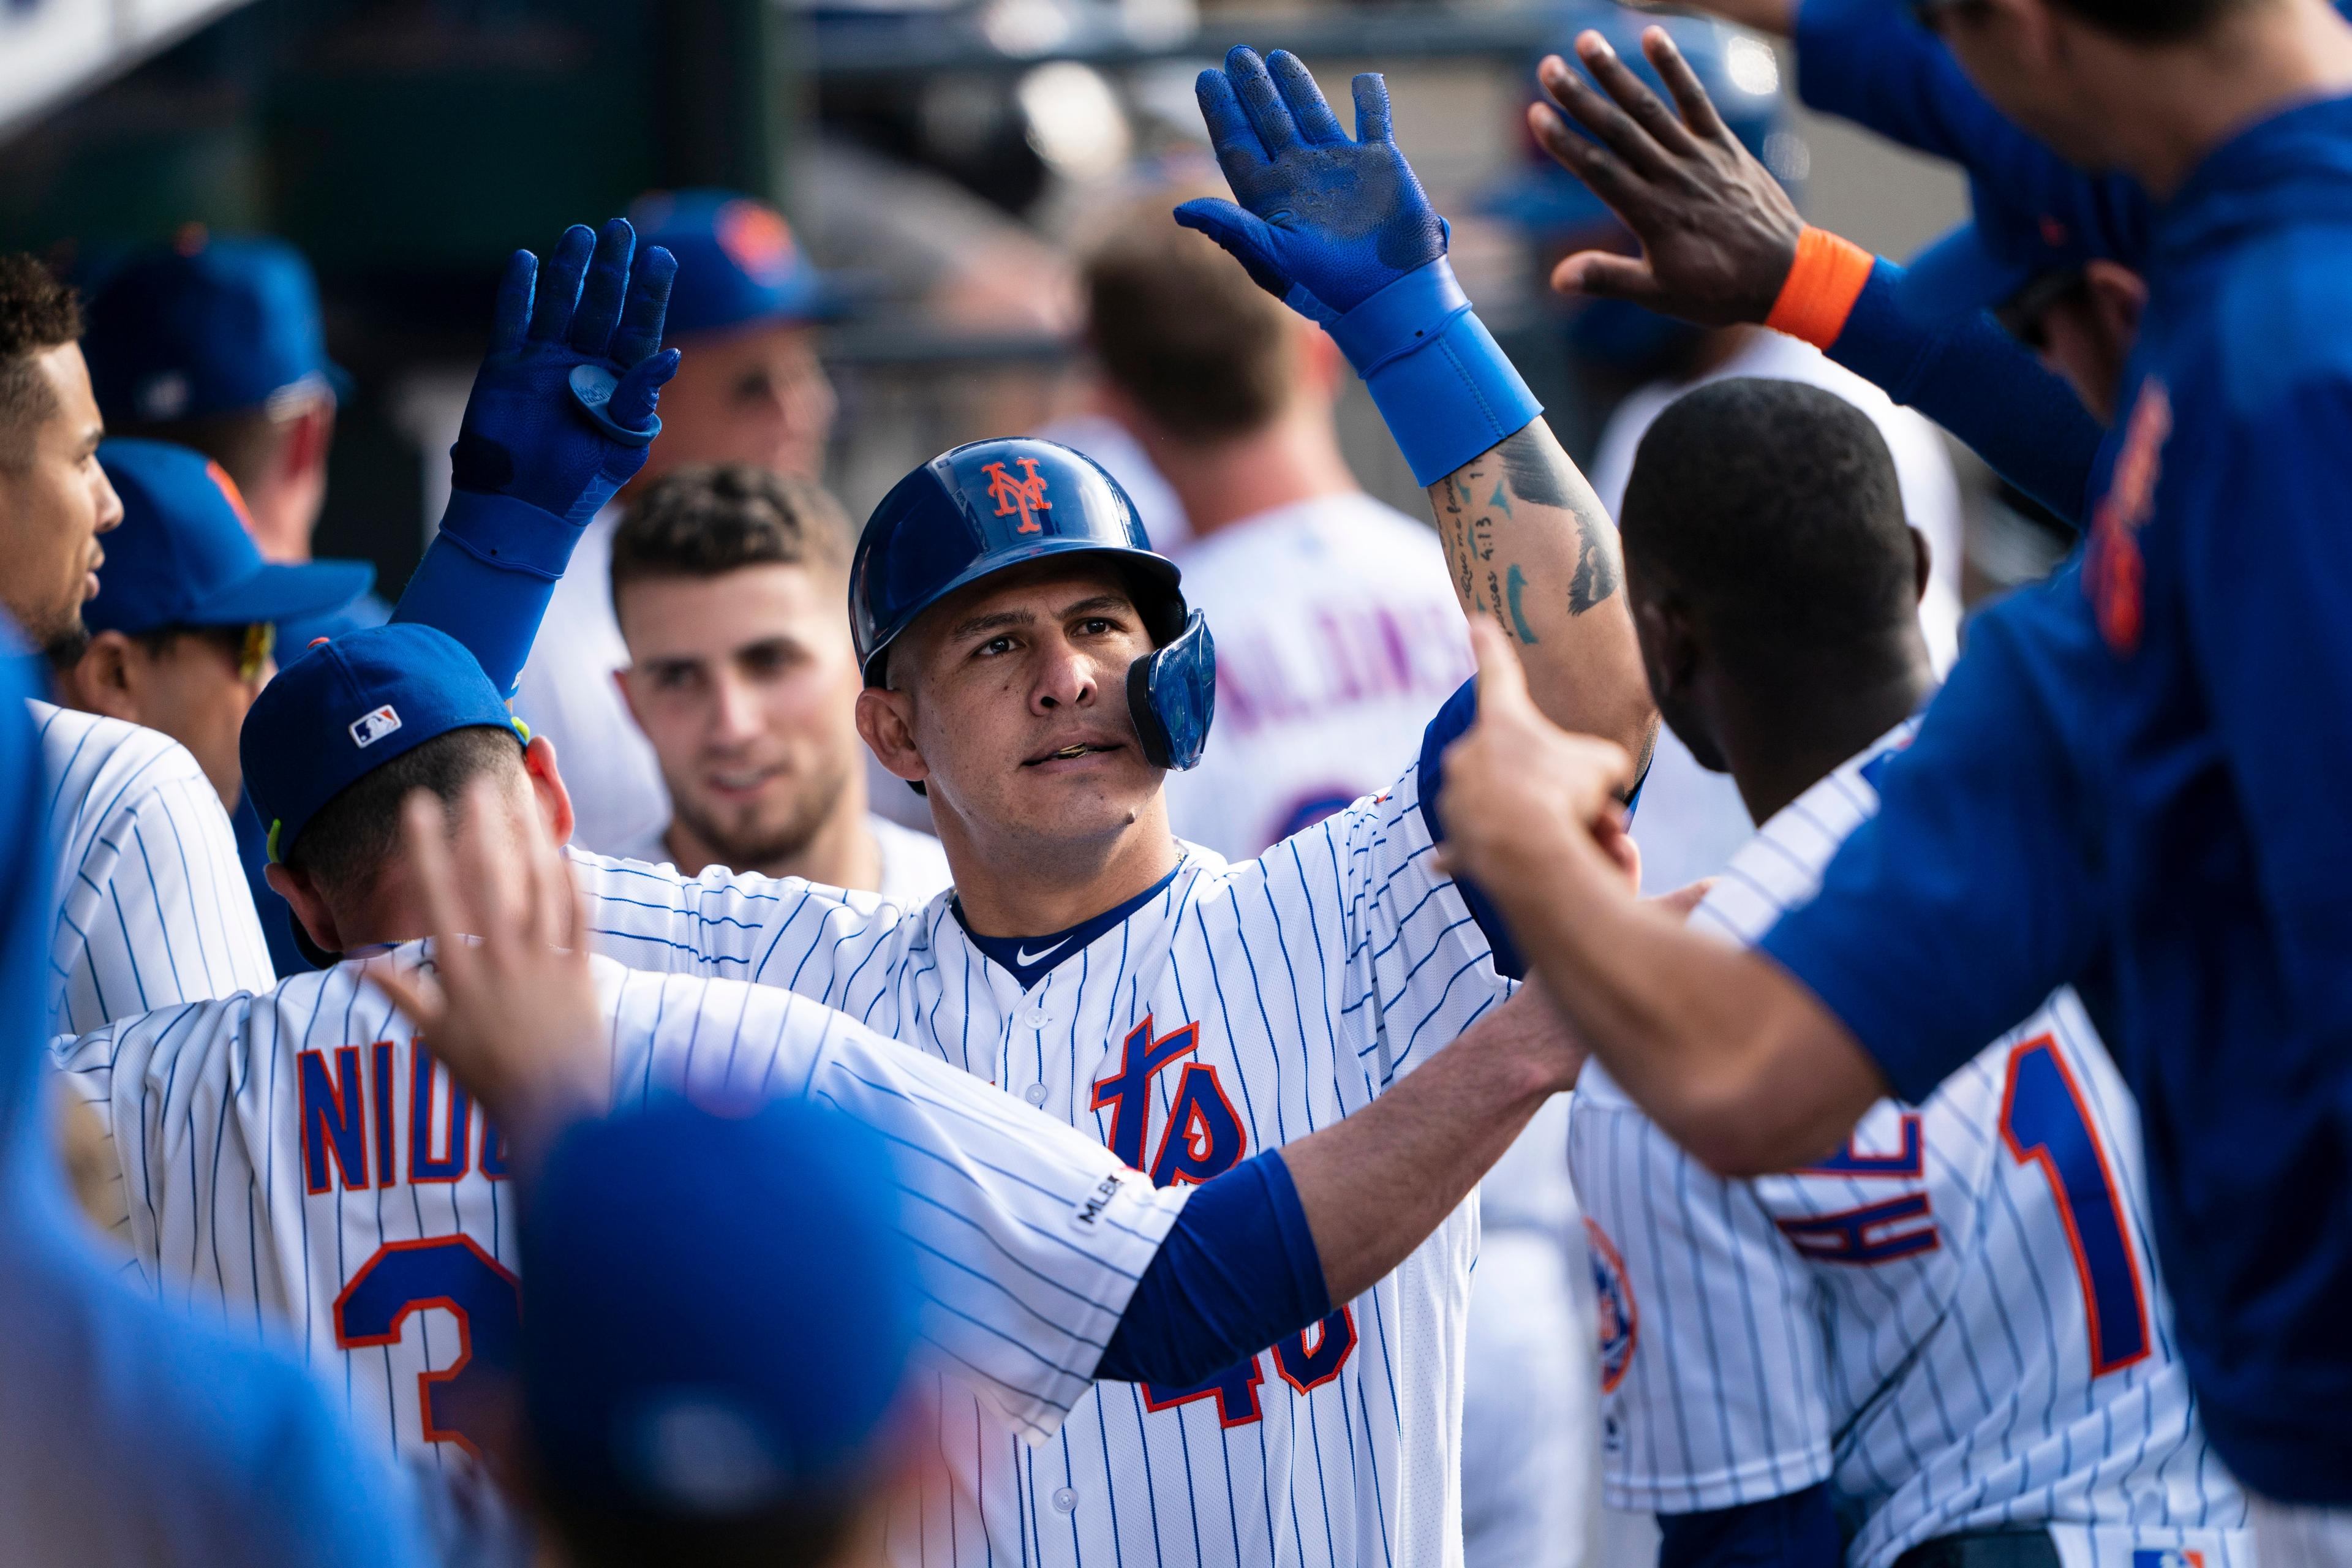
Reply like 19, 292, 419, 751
335, 1237, 523, 1458
1999, 1036, 2150, 1376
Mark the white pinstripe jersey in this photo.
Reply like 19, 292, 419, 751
571, 751, 1502, 1568
52, 943, 1187, 1476
1569, 723, 2252, 1568
37, 701, 275, 1034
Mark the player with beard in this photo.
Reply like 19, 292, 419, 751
606, 462, 948, 900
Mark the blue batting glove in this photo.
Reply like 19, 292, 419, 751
1175, 48, 1447, 325
393, 217, 679, 696
447, 217, 680, 529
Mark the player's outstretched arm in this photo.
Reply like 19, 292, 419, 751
1435, 622, 1885, 1174
1180, 48, 1654, 765
1532, 27, 2105, 521
391, 218, 679, 695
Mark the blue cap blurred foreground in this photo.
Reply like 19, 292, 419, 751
89, 440, 372, 639
1479, 6, 1800, 239
523, 1096, 919, 1520
627, 189, 838, 342
239, 622, 526, 864
82, 231, 349, 425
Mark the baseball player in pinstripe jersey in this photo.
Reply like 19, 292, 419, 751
55, 619, 1591, 1496
413, 51, 1658, 1568
1545, 382, 2247, 1568
0, 255, 284, 1036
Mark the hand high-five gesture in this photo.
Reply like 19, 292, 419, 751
448, 218, 680, 530
1176, 47, 1448, 322
1532, 28, 1806, 327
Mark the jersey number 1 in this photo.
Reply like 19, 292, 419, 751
1998, 1036, 2150, 1376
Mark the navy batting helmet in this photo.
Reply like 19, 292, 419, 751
850, 438, 1215, 771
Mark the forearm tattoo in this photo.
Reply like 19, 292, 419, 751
1434, 426, 1622, 643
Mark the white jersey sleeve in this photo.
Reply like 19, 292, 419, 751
50, 944, 1185, 1463
37, 703, 274, 1035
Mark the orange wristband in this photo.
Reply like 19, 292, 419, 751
1763, 226, 1875, 349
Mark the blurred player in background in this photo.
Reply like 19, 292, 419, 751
78, 232, 385, 975
1084, 192, 1474, 859
1572, 377, 2245, 1568
608, 462, 949, 899
55, 439, 369, 812
1488, 9, 1962, 897
0, 252, 278, 1035
1080, 191, 1599, 1568
514, 189, 845, 857
522, 1095, 926, 1568
82, 231, 376, 638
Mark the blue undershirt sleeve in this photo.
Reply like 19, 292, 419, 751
1656, 1484, 1843, 1568
1826, 260, 2107, 527
1096, 1150, 1332, 1387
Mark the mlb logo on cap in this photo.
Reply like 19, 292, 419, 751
349, 705, 402, 748
2132, 1551, 2204, 1568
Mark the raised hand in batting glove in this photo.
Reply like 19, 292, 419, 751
451, 217, 679, 522
1182, 47, 1544, 490
394, 217, 677, 693
1176, 48, 1446, 325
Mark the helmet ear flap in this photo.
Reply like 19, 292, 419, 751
1127, 611, 1216, 771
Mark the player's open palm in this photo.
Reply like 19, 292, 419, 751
1434, 620, 1637, 908
1177, 48, 1447, 322
366, 779, 609, 1170
1532, 27, 1804, 326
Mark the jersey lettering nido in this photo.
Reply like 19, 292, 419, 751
1569, 722, 2250, 1568
53, 944, 1186, 1470
570, 738, 1504, 1568
38, 701, 275, 1035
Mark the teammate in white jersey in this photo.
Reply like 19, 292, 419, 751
1080, 190, 1474, 859
426, 51, 1658, 1567
605, 461, 949, 903
0, 253, 279, 1036
61, 618, 1597, 1495
1556, 380, 2244, 1566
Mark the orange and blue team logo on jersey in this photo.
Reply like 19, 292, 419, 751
1587, 1216, 1638, 1395
982, 456, 1053, 532
1091, 1016, 1358, 1423
714, 200, 797, 287
2132, 1551, 2204, 1568
2087, 377, 2172, 656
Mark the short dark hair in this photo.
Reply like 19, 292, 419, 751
0, 253, 83, 469
1084, 208, 1294, 443
610, 463, 852, 612
541, 1490, 863, 1568
108, 403, 306, 498
1620, 378, 1916, 665
285, 724, 524, 897
2044, 0, 2244, 42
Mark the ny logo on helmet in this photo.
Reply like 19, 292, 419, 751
982, 458, 1053, 533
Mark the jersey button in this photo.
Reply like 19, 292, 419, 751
1023, 1084, 1048, 1107
1051, 1488, 1077, 1514
1022, 1005, 1051, 1028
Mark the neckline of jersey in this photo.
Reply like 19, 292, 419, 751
951, 858, 1189, 993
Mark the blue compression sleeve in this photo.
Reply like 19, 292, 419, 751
1792, 0, 2152, 270
391, 510, 567, 699
1097, 1150, 1330, 1387
1826, 260, 2105, 527
1657, 1485, 1842, 1568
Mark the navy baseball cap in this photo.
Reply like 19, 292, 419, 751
626, 189, 835, 341
88, 440, 372, 639
524, 1096, 919, 1520
240, 624, 527, 865
82, 230, 348, 426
